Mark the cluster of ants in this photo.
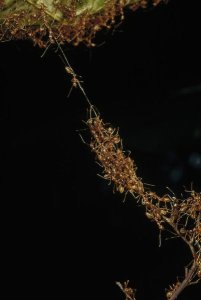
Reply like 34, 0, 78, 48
87, 113, 200, 233
86, 113, 201, 298
116, 281, 136, 300
49, 20, 200, 299
87, 114, 144, 197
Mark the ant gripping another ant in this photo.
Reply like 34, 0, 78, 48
41, 35, 94, 109
65, 65, 83, 97
55, 40, 93, 108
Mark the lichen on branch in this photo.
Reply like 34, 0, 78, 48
0, 0, 166, 46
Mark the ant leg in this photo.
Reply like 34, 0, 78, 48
78, 133, 89, 146
67, 84, 74, 98
41, 41, 51, 58
123, 190, 128, 202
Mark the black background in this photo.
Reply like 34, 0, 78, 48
1, 0, 201, 299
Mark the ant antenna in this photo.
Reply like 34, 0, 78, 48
166, 186, 176, 197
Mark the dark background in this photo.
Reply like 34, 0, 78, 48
1, 0, 201, 299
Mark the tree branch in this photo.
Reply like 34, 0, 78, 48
168, 262, 198, 300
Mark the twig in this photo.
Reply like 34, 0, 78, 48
168, 262, 198, 300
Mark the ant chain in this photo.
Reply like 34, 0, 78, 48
54, 39, 97, 116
